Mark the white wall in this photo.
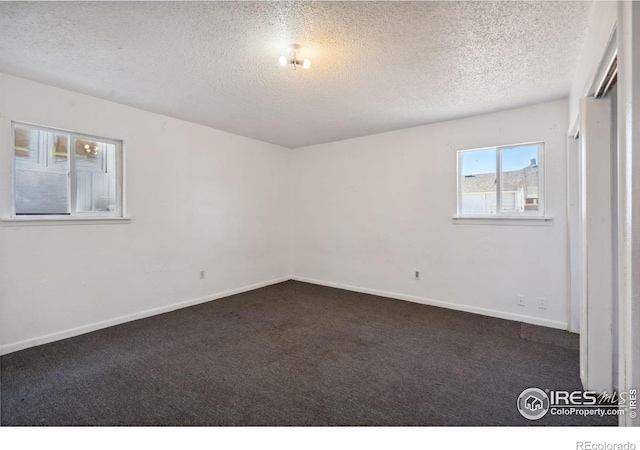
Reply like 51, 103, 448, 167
566, 136, 581, 333
617, 1, 640, 425
0, 74, 292, 354
0, 75, 572, 355
291, 100, 569, 329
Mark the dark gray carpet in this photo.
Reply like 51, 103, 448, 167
1, 281, 615, 426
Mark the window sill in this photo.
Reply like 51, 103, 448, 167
452, 216, 552, 226
1, 216, 132, 227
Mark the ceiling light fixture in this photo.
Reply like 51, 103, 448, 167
278, 44, 311, 71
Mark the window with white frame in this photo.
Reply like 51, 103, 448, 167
457, 142, 544, 217
12, 122, 123, 217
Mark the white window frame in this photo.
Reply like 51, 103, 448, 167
9, 121, 126, 221
456, 141, 545, 219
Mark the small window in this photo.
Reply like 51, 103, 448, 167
12, 123, 123, 217
457, 142, 544, 217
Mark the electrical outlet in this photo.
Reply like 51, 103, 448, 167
517, 295, 525, 307
200, 271, 205, 280
538, 298, 547, 309
414, 270, 420, 280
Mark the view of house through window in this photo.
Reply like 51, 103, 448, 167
458, 143, 543, 216
13, 123, 122, 216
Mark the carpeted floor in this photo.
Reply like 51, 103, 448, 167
0, 281, 616, 426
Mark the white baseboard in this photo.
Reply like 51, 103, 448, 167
0, 276, 290, 356
1, 275, 568, 356
291, 276, 568, 330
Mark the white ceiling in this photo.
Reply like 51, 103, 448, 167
0, 1, 592, 148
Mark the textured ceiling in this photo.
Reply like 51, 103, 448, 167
0, 1, 592, 148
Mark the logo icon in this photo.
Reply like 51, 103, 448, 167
517, 388, 550, 420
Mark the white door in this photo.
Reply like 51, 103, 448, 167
579, 96, 614, 393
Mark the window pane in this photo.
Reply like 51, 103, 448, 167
500, 145, 539, 213
14, 126, 69, 214
75, 139, 118, 213
461, 148, 497, 215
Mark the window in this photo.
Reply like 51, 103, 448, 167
457, 142, 544, 217
12, 122, 123, 217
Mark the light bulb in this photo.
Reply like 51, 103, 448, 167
278, 56, 287, 67
302, 59, 311, 69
